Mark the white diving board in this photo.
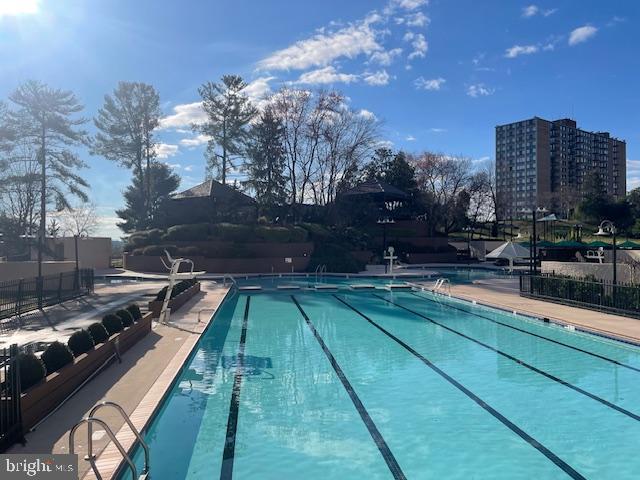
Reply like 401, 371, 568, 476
350, 284, 376, 289
239, 285, 262, 291
314, 284, 339, 290
385, 283, 413, 290
277, 285, 301, 290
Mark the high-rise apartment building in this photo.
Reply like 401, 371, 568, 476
495, 117, 626, 219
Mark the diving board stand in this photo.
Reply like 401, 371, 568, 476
159, 250, 205, 324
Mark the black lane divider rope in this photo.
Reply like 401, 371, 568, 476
409, 290, 640, 374
371, 292, 640, 424
291, 295, 407, 480
332, 294, 586, 480
220, 296, 251, 480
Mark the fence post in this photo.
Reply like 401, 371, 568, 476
14, 280, 23, 317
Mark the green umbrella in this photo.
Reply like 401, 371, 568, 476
553, 240, 586, 248
618, 240, 640, 249
588, 240, 610, 248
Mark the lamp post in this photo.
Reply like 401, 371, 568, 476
525, 206, 548, 276
377, 217, 395, 267
463, 225, 473, 264
595, 220, 617, 285
74, 234, 80, 290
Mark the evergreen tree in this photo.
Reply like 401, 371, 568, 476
194, 75, 257, 184
116, 162, 179, 232
245, 108, 288, 216
5, 81, 89, 272
93, 82, 161, 222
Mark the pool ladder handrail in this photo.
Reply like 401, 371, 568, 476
314, 264, 327, 284
432, 277, 451, 295
69, 400, 149, 480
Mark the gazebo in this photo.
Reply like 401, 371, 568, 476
486, 241, 530, 271
340, 179, 410, 202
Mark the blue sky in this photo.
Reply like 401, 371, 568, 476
1, 0, 639, 238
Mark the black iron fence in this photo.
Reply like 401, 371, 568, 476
0, 344, 23, 452
520, 274, 640, 317
0, 269, 94, 321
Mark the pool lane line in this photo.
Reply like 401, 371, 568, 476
291, 295, 407, 480
369, 292, 640, 424
220, 296, 251, 480
331, 294, 586, 480
408, 291, 640, 374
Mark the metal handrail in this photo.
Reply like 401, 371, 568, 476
69, 417, 137, 480
88, 401, 149, 476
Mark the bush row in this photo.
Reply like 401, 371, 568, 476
154, 278, 198, 302
15, 303, 143, 391
126, 223, 309, 249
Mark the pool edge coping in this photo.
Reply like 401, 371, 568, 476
83, 284, 232, 480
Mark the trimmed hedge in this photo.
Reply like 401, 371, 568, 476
116, 309, 134, 328
15, 353, 46, 391
102, 314, 124, 336
155, 278, 197, 301
127, 304, 142, 321
67, 330, 95, 357
163, 223, 211, 242
88, 322, 109, 344
41, 341, 74, 374
308, 243, 365, 273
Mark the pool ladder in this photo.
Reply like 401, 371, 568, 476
432, 278, 451, 295
69, 401, 150, 480
314, 264, 327, 284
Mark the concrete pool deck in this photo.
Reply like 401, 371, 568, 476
8, 281, 230, 480
438, 277, 640, 345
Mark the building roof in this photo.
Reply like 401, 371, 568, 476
171, 179, 256, 204
341, 179, 409, 200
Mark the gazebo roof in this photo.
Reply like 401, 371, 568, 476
486, 241, 530, 259
171, 179, 255, 205
340, 179, 409, 200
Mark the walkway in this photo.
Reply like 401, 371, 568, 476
8, 281, 230, 480
439, 277, 640, 344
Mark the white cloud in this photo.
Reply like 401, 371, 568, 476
166, 162, 181, 170
180, 134, 211, 147
404, 32, 428, 60
358, 109, 377, 120
405, 135, 416, 141
257, 22, 382, 71
406, 11, 429, 27
393, 0, 428, 10
522, 5, 539, 17
429, 127, 447, 133
505, 44, 539, 58
242, 76, 274, 103
363, 70, 390, 86
414, 76, 445, 91
159, 102, 206, 130
295, 66, 358, 85
0, 0, 39, 17
627, 160, 640, 190
543, 8, 558, 16
154, 143, 179, 159
370, 47, 403, 66
467, 83, 494, 97
569, 25, 598, 46
184, 165, 194, 172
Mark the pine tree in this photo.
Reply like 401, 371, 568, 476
194, 75, 257, 184
116, 162, 180, 232
245, 108, 288, 216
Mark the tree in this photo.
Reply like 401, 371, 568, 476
93, 82, 161, 222
52, 203, 99, 237
194, 75, 257, 184
578, 172, 609, 222
244, 107, 288, 216
5, 80, 89, 273
116, 162, 180, 232
363, 149, 418, 195
413, 152, 472, 235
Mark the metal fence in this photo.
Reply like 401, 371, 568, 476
0, 344, 23, 452
0, 269, 94, 321
520, 274, 640, 318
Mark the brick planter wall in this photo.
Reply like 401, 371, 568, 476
20, 313, 153, 430
148, 282, 201, 318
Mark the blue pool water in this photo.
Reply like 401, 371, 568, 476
119, 284, 640, 479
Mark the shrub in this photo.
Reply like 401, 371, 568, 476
102, 314, 124, 336
41, 341, 75, 374
211, 223, 252, 241
141, 244, 178, 256
155, 279, 197, 301
300, 222, 332, 241
177, 246, 201, 257
88, 322, 109, 344
255, 226, 291, 242
289, 226, 309, 242
163, 223, 211, 241
116, 309, 134, 328
127, 303, 142, 321
14, 353, 46, 391
67, 330, 95, 356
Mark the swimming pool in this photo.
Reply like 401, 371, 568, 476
119, 286, 640, 479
